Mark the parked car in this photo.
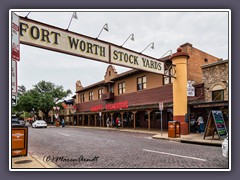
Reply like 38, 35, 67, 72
32, 120, 47, 128
12, 116, 25, 126
222, 134, 228, 158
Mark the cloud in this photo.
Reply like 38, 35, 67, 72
14, 10, 229, 96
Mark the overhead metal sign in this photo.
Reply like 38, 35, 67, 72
20, 18, 109, 63
111, 45, 164, 75
19, 17, 165, 75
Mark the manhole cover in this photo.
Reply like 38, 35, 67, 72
14, 160, 32, 164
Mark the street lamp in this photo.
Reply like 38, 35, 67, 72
96, 23, 109, 39
53, 106, 60, 127
31, 108, 35, 121
140, 42, 154, 54
121, 33, 134, 47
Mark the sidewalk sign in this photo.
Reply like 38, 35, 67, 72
204, 110, 228, 139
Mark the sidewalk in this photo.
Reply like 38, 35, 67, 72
11, 152, 59, 169
11, 126, 223, 169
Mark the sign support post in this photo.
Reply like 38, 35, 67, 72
159, 102, 163, 136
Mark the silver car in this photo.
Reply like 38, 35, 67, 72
32, 120, 47, 128
222, 134, 228, 158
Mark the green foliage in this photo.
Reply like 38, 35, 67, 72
13, 81, 72, 119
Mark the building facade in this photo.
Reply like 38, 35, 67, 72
189, 59, 229, 131
67, 43, 223, 134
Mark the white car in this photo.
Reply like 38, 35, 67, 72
32, 120, 47, 128
222, 134, 228, 158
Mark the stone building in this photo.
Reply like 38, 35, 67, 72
202, 59, 229, 102
189, 59, 229, 131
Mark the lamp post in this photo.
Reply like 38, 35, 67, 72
31, 108, 35, 121
53, 106, 60, 127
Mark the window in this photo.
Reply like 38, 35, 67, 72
118, 82, 125, 94
98, 89, 103, 99
89, 91, 93, 101
212, 90, 224, 101
80, 94, 85, 103
137, 76, 147, 90
204, 58, 208, 63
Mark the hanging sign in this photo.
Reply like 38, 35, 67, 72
19, 17, 165, 75
111, 45, 164, 75
187, 81, 195, 97
19, 18, 109, 63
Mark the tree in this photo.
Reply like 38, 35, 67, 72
14, 81, 72, 120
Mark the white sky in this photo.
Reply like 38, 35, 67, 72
13, 10, 229, 99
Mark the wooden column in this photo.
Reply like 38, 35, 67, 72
77, 115, 79, 126
88, 115, 90, 126
121, 112, 124, 128
94, 114, 97, 126
110, 113, 114, 128
132, 111, 137, 130
102, 114, 105, 127
82, 115, 85, 126
147, 110, 152, 131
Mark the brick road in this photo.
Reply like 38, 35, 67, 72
28, 127, 229, 169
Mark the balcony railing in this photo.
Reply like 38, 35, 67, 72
101, 92, 114, 101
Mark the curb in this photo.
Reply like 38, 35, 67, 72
152, 136, 222, 147
30, 154, 59, 168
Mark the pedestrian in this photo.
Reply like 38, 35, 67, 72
61, 119, 65, 128
196, 114, 204, 133
116, 117, 119, 128
106, 117, 111, 131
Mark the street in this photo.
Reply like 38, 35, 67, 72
28, 127, 228, 169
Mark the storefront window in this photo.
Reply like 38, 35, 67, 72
137, 76, 147, 90
212, 90, 224, 101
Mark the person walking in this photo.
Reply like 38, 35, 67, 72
106, 116, 111, 131
61, 119, 65, 128
196, 114, 204, 133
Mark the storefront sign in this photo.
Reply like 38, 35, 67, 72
91, 105, 103, 112
12, 13, 20, 61
19, 17, 165, 75
90, 101, 129, 112
19, 18, 109, 63
106, 101, 128, 110
111, 45, 164, 75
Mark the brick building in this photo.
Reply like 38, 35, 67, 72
67, 43, 222, 134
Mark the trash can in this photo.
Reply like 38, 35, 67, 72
12, 124, 28, 157
168, 121, 181, 138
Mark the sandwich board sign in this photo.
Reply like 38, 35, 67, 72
204, 110, 228, 139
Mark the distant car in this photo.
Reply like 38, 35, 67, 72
222, 134, 228, 158
32, 120, 47, 128
12, 117, 25, 126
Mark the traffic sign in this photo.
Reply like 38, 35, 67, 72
12, 94, 17, 106
12, 60, 17, 94
159, 102, 164, 111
